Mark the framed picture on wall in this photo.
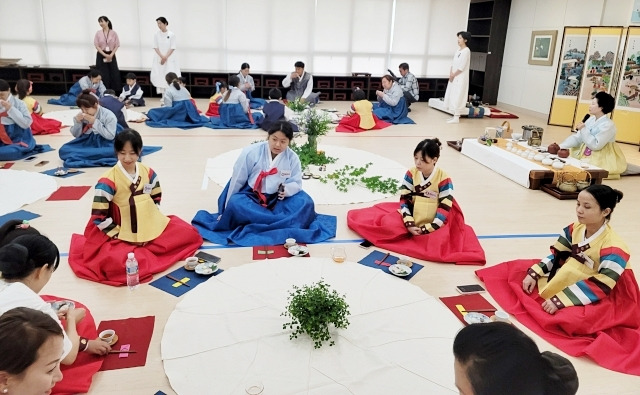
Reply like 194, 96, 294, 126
528, 30, 558, 66
632, 0, 640, 24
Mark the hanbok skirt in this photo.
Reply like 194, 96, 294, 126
192, 183, 336, 246
40, 296, 103, 395
0, 123, 52, 161
68, 215, 202, 286
372, 98, 415, 124
347, 200, 485, 265
335, 113, 392, 133
209, 103, 263, 129
246, 90, 266, 109
47, 82, 82, 106
476, 260, 640, 375
205, 102, 220, 117
58, 128, 161, 168
31, 113, 63, 135
146, 100, 214, 129
570, 142, 627, 180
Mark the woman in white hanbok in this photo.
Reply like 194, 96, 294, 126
150, 17, 181, 105
443, 31, 471, 124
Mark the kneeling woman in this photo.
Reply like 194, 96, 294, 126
146, 72, 212, 129
192, 121, 336, 246
372, 75, 414, 124
210, 75, 263, 129
68, 129, 202, 286
559, 92, 627, 179
476, 185, 640, 375
347, 138, 485, 265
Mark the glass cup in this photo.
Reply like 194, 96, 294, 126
245, 380, 264, 395
331, 246, 347, 263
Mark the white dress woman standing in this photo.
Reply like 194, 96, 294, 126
151, 16, 180, 105
443, 31, 471, 124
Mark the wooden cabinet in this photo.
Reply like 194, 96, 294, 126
466, 0, 511, 104
0, 66, 451, 102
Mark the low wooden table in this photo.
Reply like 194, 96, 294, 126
459, 138, 609, 191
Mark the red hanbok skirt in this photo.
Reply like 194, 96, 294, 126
31, 113, 63, 135
476, 260, 640, 375
40, 296, 103, 395
335, 113, 392, 133
68, 215, 202, 286
347, 200, 486, 265
206, 102, 220, 117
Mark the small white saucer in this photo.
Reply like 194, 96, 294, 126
195, 262, 218, 275
288, 246, 309, 256
463, 312, 491, 324
389, 264, 412, 277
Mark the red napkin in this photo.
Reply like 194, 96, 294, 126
439, 294, 496, 325
1, 162, 14, 169
46, 186, 91, 201
252, 244, 310, 260
97, 316, 155, 371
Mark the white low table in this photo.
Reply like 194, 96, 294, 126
162, 258, 461, 395
461, 139, 607, 189
427, 98, 491, 117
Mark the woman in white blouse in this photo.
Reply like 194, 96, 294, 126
443, 31, 471, 124
151, 16, 181, 105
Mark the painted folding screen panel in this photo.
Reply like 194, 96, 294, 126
611, 26, 640, 144
572, 27, 624, 128
548, 27, 590, 127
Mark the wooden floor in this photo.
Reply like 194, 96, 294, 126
11, 97, 640, 394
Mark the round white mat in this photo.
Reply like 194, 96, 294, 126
204, 145, 405, 205
161, 258, 460, 394
0, 170, 58, 216
43, 108, 146, 125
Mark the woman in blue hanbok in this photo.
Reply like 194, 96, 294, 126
146, 73, 214, 129
373, 75, 414, 124
238, 63, 266, 110
210, 75, 263, 129
48, 69, 106, 106
192, 121, 336, 246
0, 79, 51, 160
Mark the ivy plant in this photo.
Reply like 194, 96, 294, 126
281, 279, 350, 349
320, 162, 399, 194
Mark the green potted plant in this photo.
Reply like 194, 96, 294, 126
281, 279, 350, 349
289, 108, 336, 169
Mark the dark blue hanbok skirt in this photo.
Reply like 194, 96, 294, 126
192, 182, 336, 246
58, 127, 162, 168
146, 100, 215, 129
0, 124, 52, 161
209, 103, 264, 129
373, 97, 415, 124
47, 82, 82, 106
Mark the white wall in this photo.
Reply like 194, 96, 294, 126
0, 0, 469, 77
498, 0, 634, 114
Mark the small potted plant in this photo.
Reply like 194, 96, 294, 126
281, 279, 350, 349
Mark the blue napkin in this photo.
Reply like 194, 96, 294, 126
40, 168, 85, 178
357, 250, 423, 280
149, 266, 223, 297
0, 210, 41, 224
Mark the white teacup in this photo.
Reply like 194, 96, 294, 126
285, 238, 296, 247
185, 256, 198, 269
99, 329, 116, 344
494, 310, 510, 323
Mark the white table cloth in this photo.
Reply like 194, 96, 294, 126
461, 139, 602, 188
43, 108, 146, 125
162, 258, 461, 395
204, 145, 406, 205
0, 170, 58, 216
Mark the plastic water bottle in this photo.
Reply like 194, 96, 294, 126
126, 252, 139, 290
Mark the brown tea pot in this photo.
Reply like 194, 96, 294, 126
557, 148, 570, 158
548, 142, 560, 154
